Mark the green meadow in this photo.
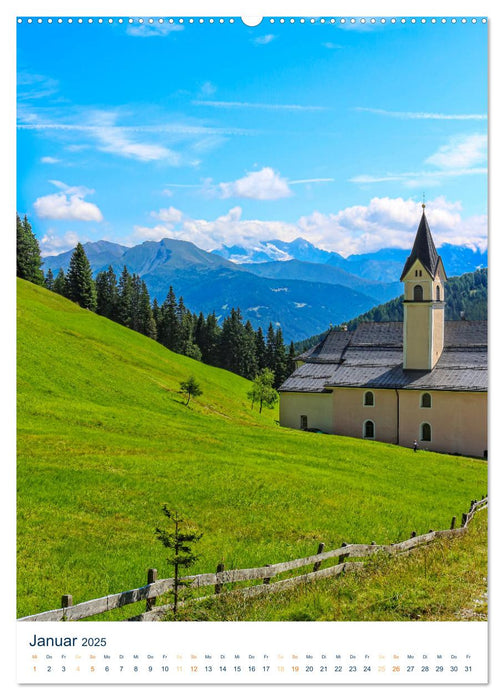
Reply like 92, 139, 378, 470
17, 279, 487, 619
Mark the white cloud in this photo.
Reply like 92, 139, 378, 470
34, 181, 103, 222
192, 100, 325, 112
125, 22, 184, 37
40, 156, 60, 164
355, 107, 487, 121
125, 196, 487, 257
252, 34, 276, 45
351, 134, 487, 188
425, 133, 487, 170
218, 167, 292, 200
94, 126, 180, 163
40, 230, 81, 256
151, 206, 183, 224
199, 81, 216, 96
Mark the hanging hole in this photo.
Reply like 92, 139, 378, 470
241, 17, 263, 27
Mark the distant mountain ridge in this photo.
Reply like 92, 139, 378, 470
43, 238, 377, 342
42, 236, 487, 342
213, 238, 487, 281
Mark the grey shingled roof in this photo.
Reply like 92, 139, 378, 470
280, 320, 487, 393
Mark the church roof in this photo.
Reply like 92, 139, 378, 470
400, 209, 441, 280
280, 320, 487, 394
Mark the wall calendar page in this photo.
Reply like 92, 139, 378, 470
8, 0, 498, 696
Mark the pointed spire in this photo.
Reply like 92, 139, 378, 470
400, 206, 440, 280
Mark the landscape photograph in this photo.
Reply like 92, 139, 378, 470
16, 16, 488, 623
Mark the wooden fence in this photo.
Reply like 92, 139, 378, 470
18, 496, 487, 622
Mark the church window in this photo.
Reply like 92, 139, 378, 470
420, 422, 432, 442
436, 285, 441, 301
364, 390, 375, 406
421, 393, 432, 408
300, 415, 308, 430
413, 285, 423, 301
363, 420, 375, 439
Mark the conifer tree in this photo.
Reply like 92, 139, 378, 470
152, 298, 162, 328
286, 340, 297, 378
155, 506, 202, 620
158, 286, 180, 351
44, 268, 55, 291
219, 308, 245, 375
255, 326, 267, 370
53, 268, 67, 297
65, 243, 97, 310
16, 214, 44, 285
273, 327, 288, 388
117, 266, 133, 327
95, 266, 119, 321
265, 322, 276, 371
138, 280, 157, 339
201, 312, 221, 366
242, 320, 259, 380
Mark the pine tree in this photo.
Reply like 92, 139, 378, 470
265, 322, 276, 371
179, 376, 203, 406
158, 286, 180, 351
255, 326, 267, 370
201, 312, 221, 366
286, 340, 297, 377
219, 308, 245, 375
242, 320, 259, 380
53, 268, 67, 297
95, 266, 119, 321
65, 243, 97, 310
273, 327, 288, 388
117, 266, 133, 327
44, 268, 55, 291
155, 506, 202, 620
16, 214, 44, 285
152, 298, 162, 328
138, 280, 157, 339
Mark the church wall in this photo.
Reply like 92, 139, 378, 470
279, 392, 333, 433
331, 387, 398, 443
403, 303, 432, 369
398, 390, 487, 458
432, 306, 444, 366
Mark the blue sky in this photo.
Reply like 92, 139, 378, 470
16, 16, 488, 257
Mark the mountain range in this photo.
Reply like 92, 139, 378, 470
43, 237, 487, 342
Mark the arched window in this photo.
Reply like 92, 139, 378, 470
421, 393, 432, 408
436, 285, 441, 301
363, 420, 375, 439
413, 285, 423, 301
421, 423, 432, 442
364, 390, 374, 406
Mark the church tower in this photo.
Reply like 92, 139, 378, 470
400, 205, 447, 370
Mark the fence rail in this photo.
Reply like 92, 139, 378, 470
18, 496, 487, 622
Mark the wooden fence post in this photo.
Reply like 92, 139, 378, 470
61, 594, 72, 620
461, 513, 468, 526
450, 516, 457, 530
410, 531, 417, 538
338, 542, 348, 565
263, 565, 272, 585
313, 543, 325, 572
215, 562, 225, 595
146, 568, 157, 611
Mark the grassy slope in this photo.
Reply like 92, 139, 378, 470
17, 280, 487, 618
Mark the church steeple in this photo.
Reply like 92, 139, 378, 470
400, 206, 441, 281
402, 206, 447, 370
